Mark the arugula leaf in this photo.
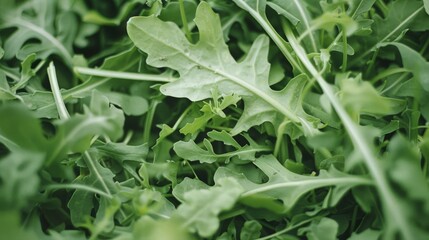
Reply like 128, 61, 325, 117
127, 2, 320, 137
0, 0, 74, 65
172, 177, 244, 237
174, 136, 271, 164
215, 155, 372, 210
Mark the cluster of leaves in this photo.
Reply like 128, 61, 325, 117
1, 0, 429, 239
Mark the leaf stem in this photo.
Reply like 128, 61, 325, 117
369, 67, 409, 84
274, 120, 289, 158
45, 183, 112, 199
143, 100, 160, 145
178, 0, 192, 41
74, 67, 177, 82
47, 62, 70, 120
341, 5, 348, 72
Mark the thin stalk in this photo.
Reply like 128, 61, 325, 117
341, 5, 348, 72
274, 120, 289, 158
45, 184, 112, 199
179, 0, 192, 41
74, 67, 177, 82
143, 100, 160, 145
369, 67, 408, 84
47, 62, 70, 120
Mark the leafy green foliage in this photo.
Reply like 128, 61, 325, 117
1, 0, 429, 239
127, 2, 321, 137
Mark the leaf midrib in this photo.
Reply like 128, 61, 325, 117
241, 177, 373, 197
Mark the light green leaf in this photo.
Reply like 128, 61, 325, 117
127, 2, 320, 137
172, 178, 210, 203
298, 217, 338, 240
132, 216, 192, 240
174, 138, 271, 164
216, 155, 372, 210
173, 177, 244, 237
180, 94, 240, 135
94, 142, 148, 163
0, 0, 74, 65
240, 220, 262, 240
103, 91, 149, 116
425, 0, 429, 14
207, 130, 241, 149
68, 152, 117, 226
338, 73, 406, 116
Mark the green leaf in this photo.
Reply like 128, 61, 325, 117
132, 216, 192, 240
386, 42, 429, 92
172, 178, 210, 203
0, 0, 75, 65
0, 150, 44, 209
348, 229, 381, 240
351, 0, 425, 64
0, 103, 48, 151
338, 73, 406, 116
94, 142, 148, 163
103, 91, 149, 116
240, 220, 262, 240
217, 155, 371, 210
425, 0, 429, 14
127, 2, 320, 137
174, 137, 271, 164
68, 152, 117, 226
298, 217, 338, 240
173, 177, 244, 237
180, 93, 240, 135
0, 72, 17, 100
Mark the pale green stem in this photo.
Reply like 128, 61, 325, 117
179, 0, 192, 41
74, 67, 177, 82
47, 62, 70, 120
45, 184, 112, 199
